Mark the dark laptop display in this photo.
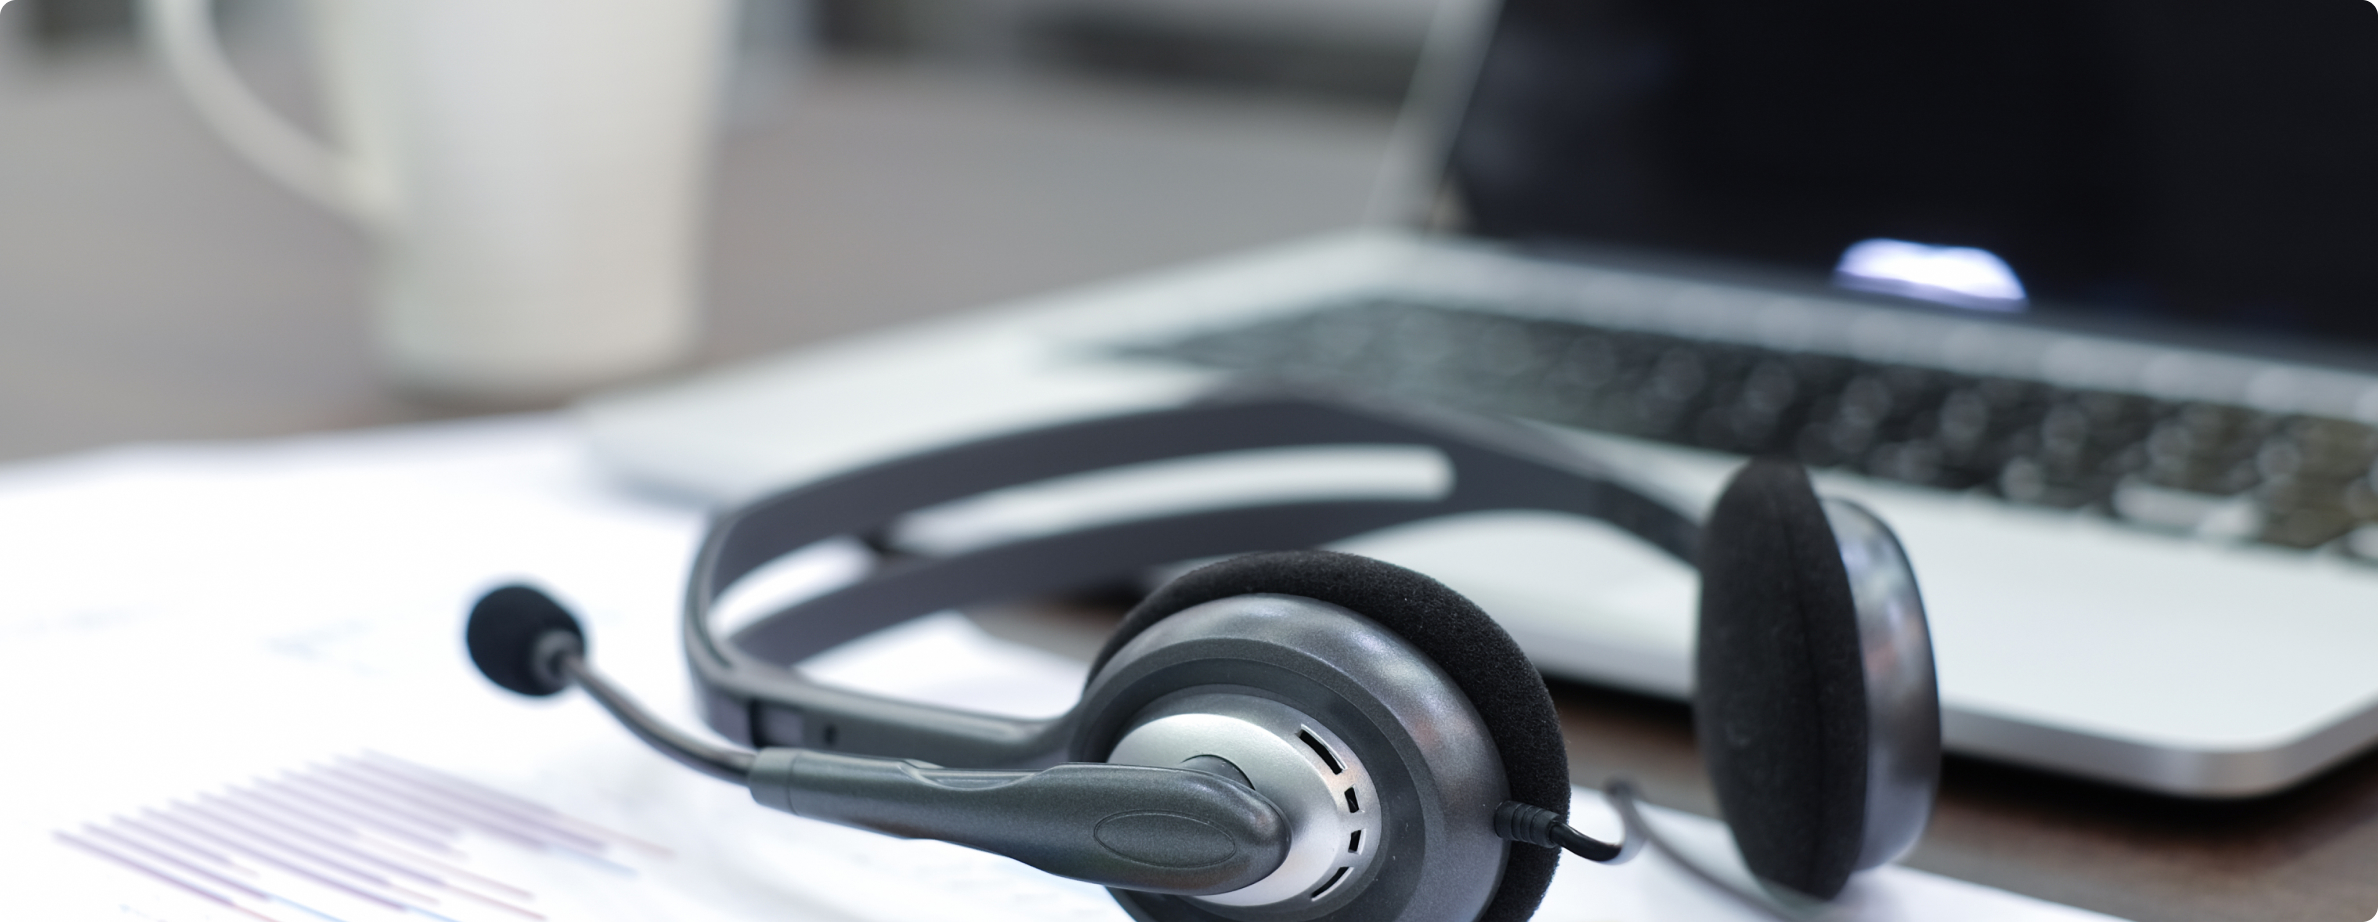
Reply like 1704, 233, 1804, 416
1450, 0, 2378, 345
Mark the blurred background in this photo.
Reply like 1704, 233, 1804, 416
0, 0, 1434, 462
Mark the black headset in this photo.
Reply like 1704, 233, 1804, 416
464, 390, 1940, 922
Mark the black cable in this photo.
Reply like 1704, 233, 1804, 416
558, 653, 757, 784
1549, 823, 1623, 862
1493, 800, 1624, 862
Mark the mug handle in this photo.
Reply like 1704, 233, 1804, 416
139, 0, 384, 226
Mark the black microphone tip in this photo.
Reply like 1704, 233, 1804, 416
466, 584, 586, 697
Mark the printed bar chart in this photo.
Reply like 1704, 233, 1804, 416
55, 753, 667, 922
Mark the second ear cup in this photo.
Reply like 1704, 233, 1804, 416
1695, 459, 1870, 899
1080, 550, 1569, 922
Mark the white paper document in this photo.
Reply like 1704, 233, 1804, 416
0, 418, 2127, 921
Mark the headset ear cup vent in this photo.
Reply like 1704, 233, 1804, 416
1695, 459, 1869, 900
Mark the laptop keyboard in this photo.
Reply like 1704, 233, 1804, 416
1131, 298, 2378, 556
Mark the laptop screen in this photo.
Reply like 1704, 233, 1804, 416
1448, 0, 2378, 348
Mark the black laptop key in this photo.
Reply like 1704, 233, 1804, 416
2245, 419, 2378, 548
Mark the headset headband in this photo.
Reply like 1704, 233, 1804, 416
681, 390, 1704, 766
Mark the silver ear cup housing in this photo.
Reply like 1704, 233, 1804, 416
1073, 594, 1510, 922
1822, 499, 1941, 871
1109, 694, 1383, 907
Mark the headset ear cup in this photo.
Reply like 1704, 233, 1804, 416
1696, 459, 1868, 899
1088, 550, 1568, 922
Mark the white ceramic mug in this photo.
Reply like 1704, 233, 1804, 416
143, 0, 734, 402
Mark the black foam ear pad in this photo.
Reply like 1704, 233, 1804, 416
1089, 549, 1568, 922
1695, 459, 1867, 899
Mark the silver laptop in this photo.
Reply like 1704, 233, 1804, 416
578, 0, 2378, 798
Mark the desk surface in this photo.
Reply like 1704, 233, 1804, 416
4, 43, 2372, 922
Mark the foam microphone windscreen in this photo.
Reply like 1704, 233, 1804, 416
466, 584, 585, 697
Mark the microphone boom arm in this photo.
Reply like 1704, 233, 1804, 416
553, 649, 1290, 895
560, 653, 754, 782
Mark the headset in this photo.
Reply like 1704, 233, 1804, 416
464, 390, 1940, 922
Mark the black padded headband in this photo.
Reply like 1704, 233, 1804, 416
679, 390, 1704, 767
